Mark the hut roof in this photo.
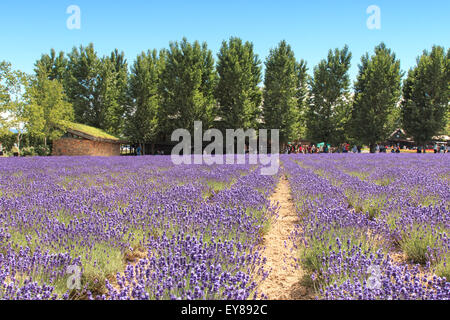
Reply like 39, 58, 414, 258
58, 121, 126, 143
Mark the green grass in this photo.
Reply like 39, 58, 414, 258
300, 228, 379, 275
344, 170, 371, 181
373, 176, 396, 186
399, 225, 445, 265
345, 190, 386, 220
59, 121, 120, 141
246, 207, 271, 238
435, 255, 450, 280
202, 179, 236, 199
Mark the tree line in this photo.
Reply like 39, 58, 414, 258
1, 38, 449, 154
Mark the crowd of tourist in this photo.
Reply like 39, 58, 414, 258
283, 142, 449, 154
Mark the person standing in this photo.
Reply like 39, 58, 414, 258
0, 142, 3, 156
12, 144, 19, 157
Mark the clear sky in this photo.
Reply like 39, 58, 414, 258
0, 0, 449, 82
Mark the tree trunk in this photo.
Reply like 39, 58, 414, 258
369, 144, 376, 153
44, 137, 47, 148
17, 133, 21, 155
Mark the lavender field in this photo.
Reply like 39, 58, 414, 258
0, 154, 449, 300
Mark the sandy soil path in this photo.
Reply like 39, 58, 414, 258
258, 175, 310, 300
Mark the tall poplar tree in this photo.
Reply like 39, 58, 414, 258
100, 49, 128, 136
294, 59, 309, 139
306, 46, 352, 146
34, 49, 68, 82
401, 46, 449, 150
126, 49, 165, 151
159, 38, 217, 138
65, 44, 128, 135
263, 40, 302, 144
215, 37, 262, 130
350, 43, 403, 152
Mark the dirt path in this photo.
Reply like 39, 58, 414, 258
258, 175, 310, 300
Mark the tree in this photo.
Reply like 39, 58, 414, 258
26, 77, 74, 147
65, 44, 128, 136
0, 61, 29, 152
294, 59, 310, 140
126, 49, 165, 153
99, 50, 128, 136
350, 43, 403, 152
446, 109, 450, 134
65, 44, 102, 127
159, 38, 217, 138
263, 40, 303, 145
215, 37, 262, 130
34, 49, 68, 81
0, 61, 12, 135
306, 46, 352, 146
401, 46, 449, 150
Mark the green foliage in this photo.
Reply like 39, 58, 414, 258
350, 43, 403, 151
34, 49, 68, 82
101, 49, 129, 136
26, 78, 74, 144
300, 228, 376, 275
399, 225, 443, 264
65, 44, 128, 136
294, 60, 309, 139
3, 41, 449, 150
59, 121, 119, 140
435, 255, 450, 280
345, 190, 386, 220
159, 38, 217, 138
125, 49, 164, 144
20, 146, 37, 157
0, 61, 30, 149
401, 46, 450, 146
306, 46, 352, 145
263, 40, 304, 144
215, 37, 262, 130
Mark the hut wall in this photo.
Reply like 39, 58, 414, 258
52, 138, 120, 156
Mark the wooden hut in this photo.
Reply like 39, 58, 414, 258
52, 122, 126, 156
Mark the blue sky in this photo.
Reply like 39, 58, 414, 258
0, 0, 448, 82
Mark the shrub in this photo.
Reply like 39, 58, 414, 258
36, 145, 50, 156
21, 146, 36, 157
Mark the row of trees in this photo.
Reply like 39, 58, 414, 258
1, 38, 449, 154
